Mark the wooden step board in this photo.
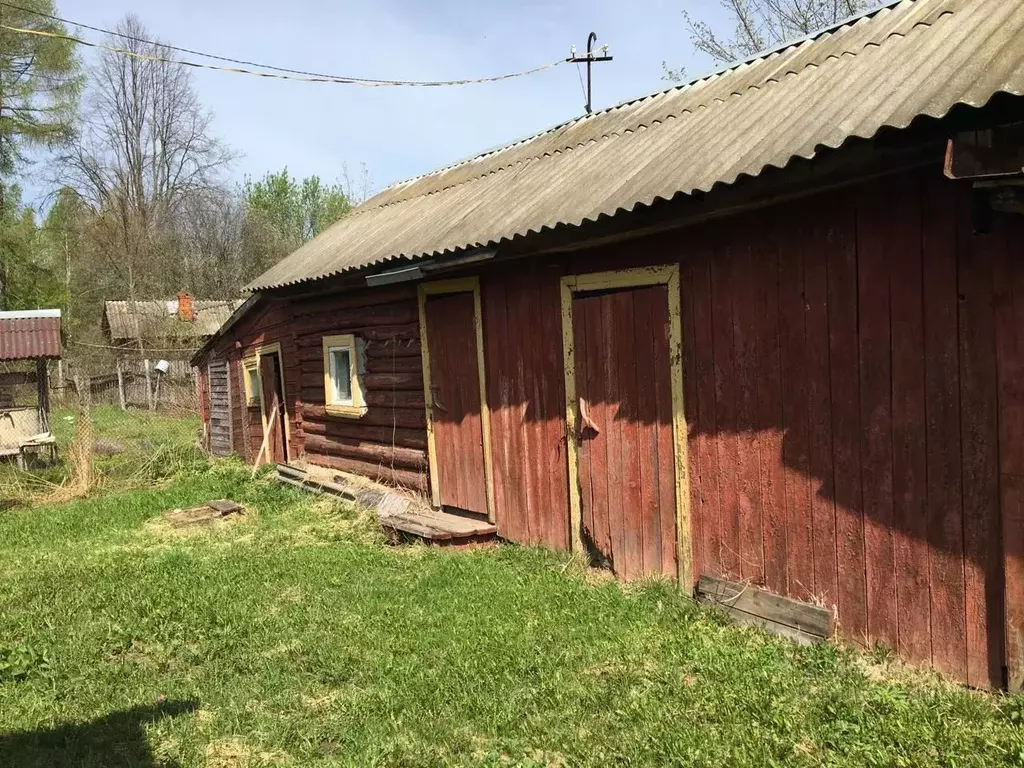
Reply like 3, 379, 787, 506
277, 463, 496, 545
380, 507, 497, 543
696, 575, 833, 645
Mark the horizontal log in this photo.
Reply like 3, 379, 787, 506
302, 402, 426, 429
364, 372, 423, 391
299, 371, 422, 392
287, 285, 416, 316
364, 389, 424, 409
303, 452, 427, 493
365, 339, 421, 359
300, 419, 426, 450
290, 303, 418, 330
296, 323, 419, 348
303, 435, 426, 470
365, 355, 422, 375
292, 342, 419, 364
296, 350, 422, 376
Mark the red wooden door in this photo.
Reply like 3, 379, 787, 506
424, 291, 488, 514
573, 285, 678, 580
259, 353, 287, 465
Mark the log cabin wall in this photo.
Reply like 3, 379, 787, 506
285, 285, 427, 491
206, 299, 301, 464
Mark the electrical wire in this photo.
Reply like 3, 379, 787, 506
0, 2, 566, 87
574, 63, 588, 108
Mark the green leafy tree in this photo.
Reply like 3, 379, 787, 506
0, 183, 61, 310
0, 0, 80, 301
244, 168, 352, 247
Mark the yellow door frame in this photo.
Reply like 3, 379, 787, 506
247, 342, 292, 463
417, 277, 496, 521
559, 264, 692, 588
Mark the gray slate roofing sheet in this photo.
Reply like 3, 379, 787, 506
249, 0, 1024, 291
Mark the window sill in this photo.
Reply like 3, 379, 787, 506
325, 404, 368, 419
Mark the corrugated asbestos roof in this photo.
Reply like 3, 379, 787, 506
0, 310, 62, 361
249, 0, 1024, 291
104, 299, 246, 341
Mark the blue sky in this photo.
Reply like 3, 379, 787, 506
26, 1, 727, 204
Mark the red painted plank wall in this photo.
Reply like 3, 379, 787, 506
677, 169, 1016, 688
481, 261, 569, 549
195, 164, 1023, 688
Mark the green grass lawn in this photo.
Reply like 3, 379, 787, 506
0, 465, 1022, 767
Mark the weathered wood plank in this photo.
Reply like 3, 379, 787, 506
304, 451, 427, 492
697, 575, 833, 641
711, 240, 741, 578
827, 201, 868, 645
303, 435, 427, 470
857, 181, 897, 651
958, 189, 1004, 689
732, 241, 764, 583
889, 174, 931, 668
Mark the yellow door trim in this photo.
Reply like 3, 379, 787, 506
252, 342, 291, 464
418, 277, 496, 521
559, 265, 692, 588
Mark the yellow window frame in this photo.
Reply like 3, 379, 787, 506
241, 357, 260, 407
322, 334, 367, 418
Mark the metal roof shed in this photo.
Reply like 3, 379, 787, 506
0, 310, 62, 466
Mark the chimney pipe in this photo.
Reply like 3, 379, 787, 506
177, 292, 195, 322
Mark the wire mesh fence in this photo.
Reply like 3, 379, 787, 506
1, 357, 207, 507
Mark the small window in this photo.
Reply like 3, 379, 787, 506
242, 358, 260, 407
322, 334, 366, 417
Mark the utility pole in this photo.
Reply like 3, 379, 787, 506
567, 32, 613, 114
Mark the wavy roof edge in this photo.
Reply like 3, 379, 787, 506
370, 0, 904, 204
246, 0, 1024, 292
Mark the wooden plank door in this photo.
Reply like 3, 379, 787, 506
424, 291, 488, 514
208, 359, 232, 457
572, 284, 678, 580
259, 353, 287, 465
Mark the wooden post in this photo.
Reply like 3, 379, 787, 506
36, 359, 51, 432
116, 359, 127, 411
144, 358, 154, 411
56, 360, 65, 403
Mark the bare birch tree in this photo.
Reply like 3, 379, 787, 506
59, 15, 233, 320
666, 0, 874, 80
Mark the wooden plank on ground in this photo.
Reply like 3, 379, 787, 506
697, 575, 832, 643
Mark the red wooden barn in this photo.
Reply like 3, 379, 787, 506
193, 0, 1024, 689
